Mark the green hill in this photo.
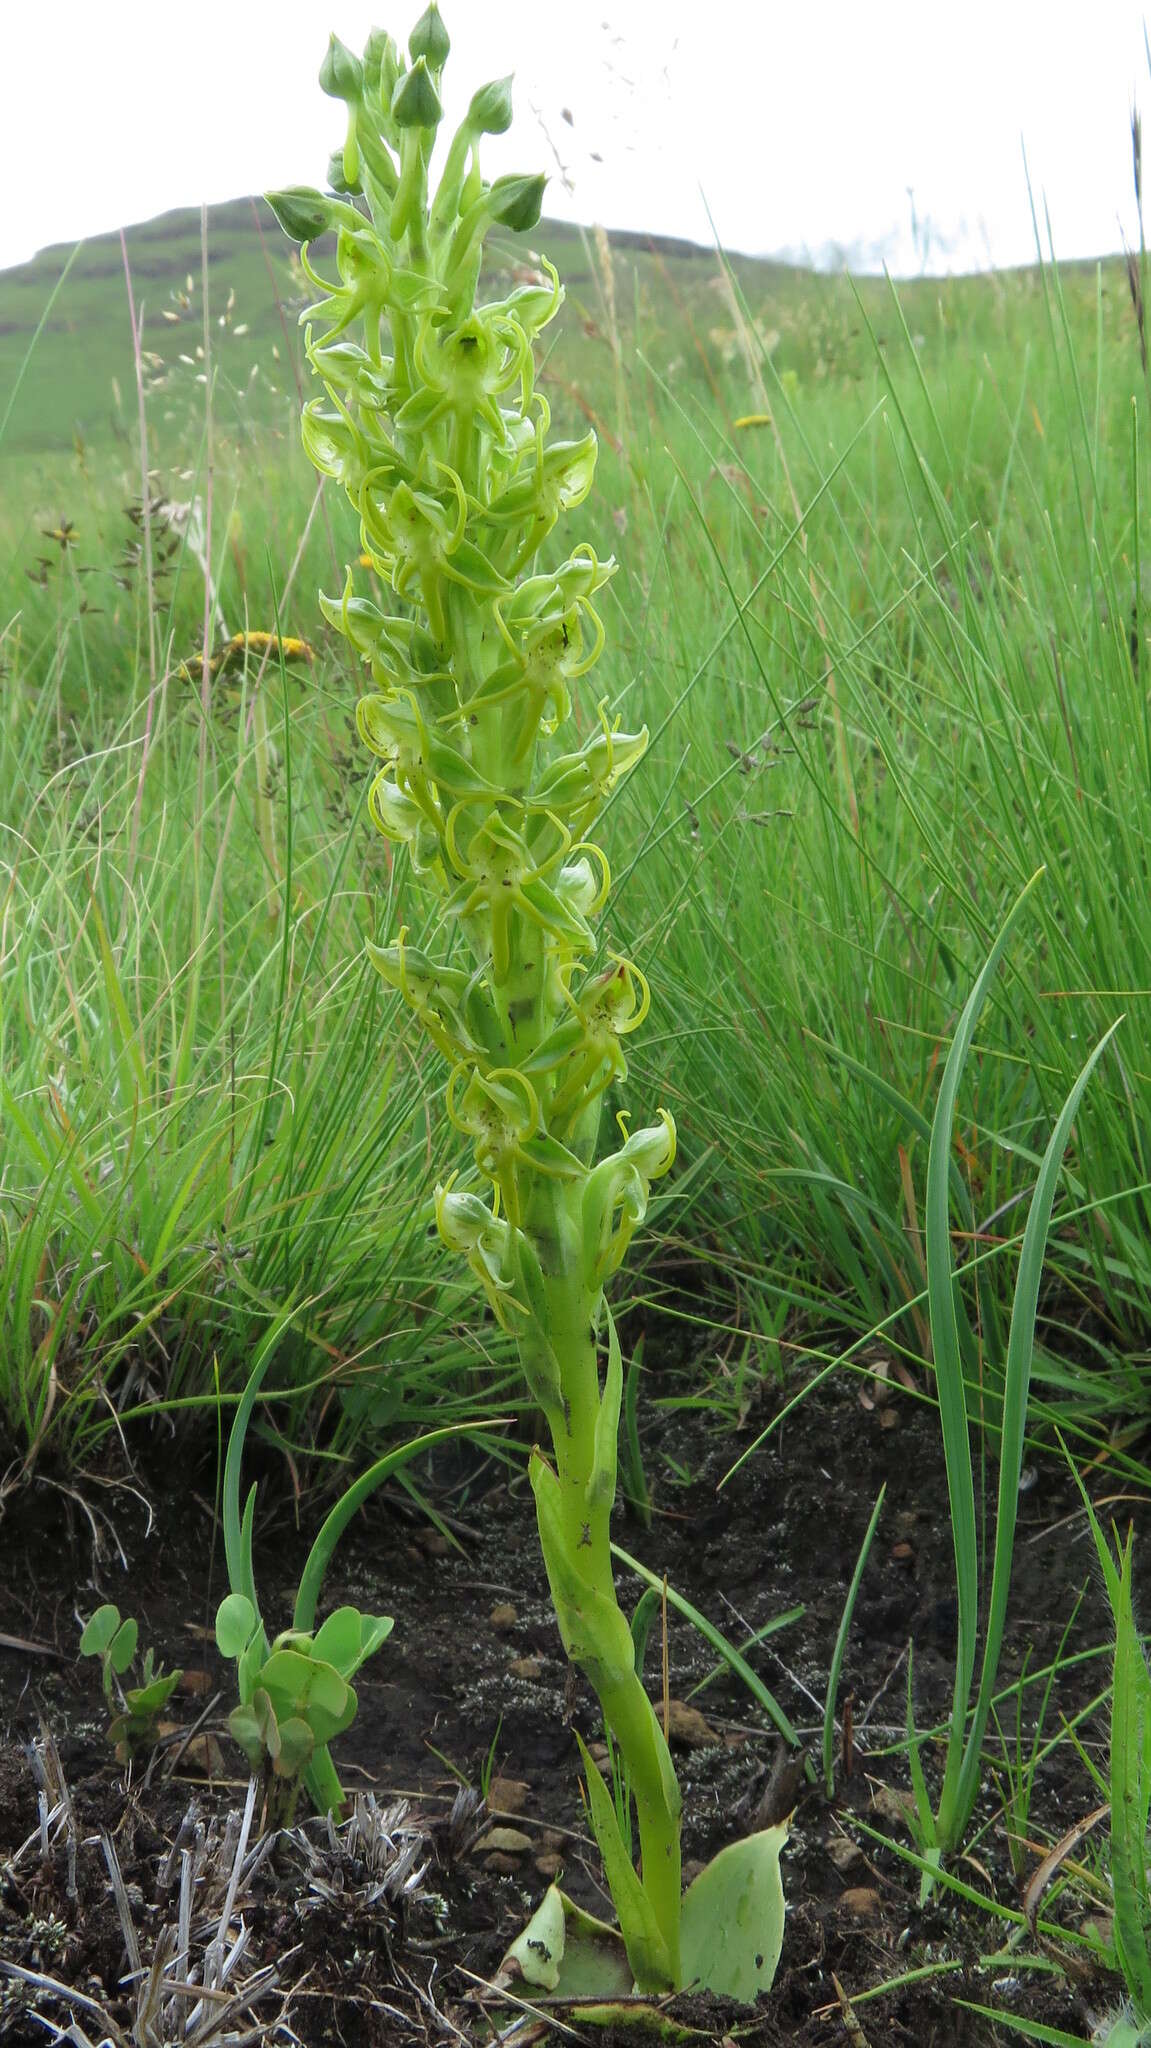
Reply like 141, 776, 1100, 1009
0, 197, 805, 468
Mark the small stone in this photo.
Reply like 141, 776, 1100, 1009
891, 1540, 914, 1563
179, 1669, 214, 1696
870, 1785, 917, 1831
538, 1828, 564, 1852
841, 1886, 881, 1920
878, 1407, 899, 1430
483, 1852, 521, 1875
419, 1530, 452, 1557
586, 1741, 610, 1766
475, 1826, 533, 1856
534, 1851, 563, 1878
508, 1656, 543, 1680
487, 1776, 530, 1814
681, 1858, 707, 1886
826, 1836, 862, 1872
664, 1699, 719, 1749
1079, 1912, 1114, 1945
489, 1603, 518, 1631
181, 1732, 227, 1778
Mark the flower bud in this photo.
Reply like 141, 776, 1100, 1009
326, 149, 361, 197
265, 187, 355, 243
487, 171, 547, 233
391, 55, 443, 131
363, 28, 401, 109
409, 3, 450, 72
319, 33, 363, 103
467, 75, 514, 135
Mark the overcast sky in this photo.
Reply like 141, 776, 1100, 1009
2, 1, 1148, 277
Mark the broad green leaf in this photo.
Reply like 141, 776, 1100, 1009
125, 1671, 181, 1717
305, 1659, 353, 1723
356, 1614, 395, 1667
679, 1825, 788, 2004
275, 1716, 315, 1778
80, 1605, 121, 1657
305, 1672, 357, 1746
109, 1619, 138, 1676
312, 1607, 364, 1675
216, 1592, 258, 1660
229, 1698, 275, 1770
506, 1884, 566, 1990
505, 1886, 634, 2001
259, 1648, 316, 1713
576, 1733, 675, 1992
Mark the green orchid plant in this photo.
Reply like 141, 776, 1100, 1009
267, 8, 786, 2004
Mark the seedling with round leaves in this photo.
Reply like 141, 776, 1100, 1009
216, 1307, 498, 1826
215, 1590, 392, 1826
78, 1605, 182, 1761
268, 7, 788, 2005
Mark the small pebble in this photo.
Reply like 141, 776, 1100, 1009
870, 1785, 917, 1831
826, 1837, 862, 1872
664, 1699, 719, 1749
489, 1603, 518, 1631
487, 1776, 530, 1813
181, 1732, 227, 1777
475, 1826, 532, 1856
508, 1656, 543, 1680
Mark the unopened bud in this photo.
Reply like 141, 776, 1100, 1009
487, 171, 547, 233
364, 28, 401, 107
409, 3, 450, 72
326, 149, 361, 197
467, 74, 514, 135
319, 34, 363, 103
265, 187, 344, 243
391, 55, 443, 130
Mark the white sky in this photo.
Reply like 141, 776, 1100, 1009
1, 1, 1148, 276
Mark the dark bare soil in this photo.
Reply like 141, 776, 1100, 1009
0, 1360, 1137, 2045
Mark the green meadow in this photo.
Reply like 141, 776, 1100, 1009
1, 194, 1147, 1477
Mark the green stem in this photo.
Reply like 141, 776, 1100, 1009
521, 1183, 682, 1985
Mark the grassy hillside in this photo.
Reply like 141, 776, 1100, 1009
5, 193, 1120, 463
0, 201, 790, 466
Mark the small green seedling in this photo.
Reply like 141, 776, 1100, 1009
216, 1590, 392, 1827
217, 1311, 498, 1826
79, 1605, 182, 1760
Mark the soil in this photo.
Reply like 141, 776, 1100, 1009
0, 1352, 1139, 2046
